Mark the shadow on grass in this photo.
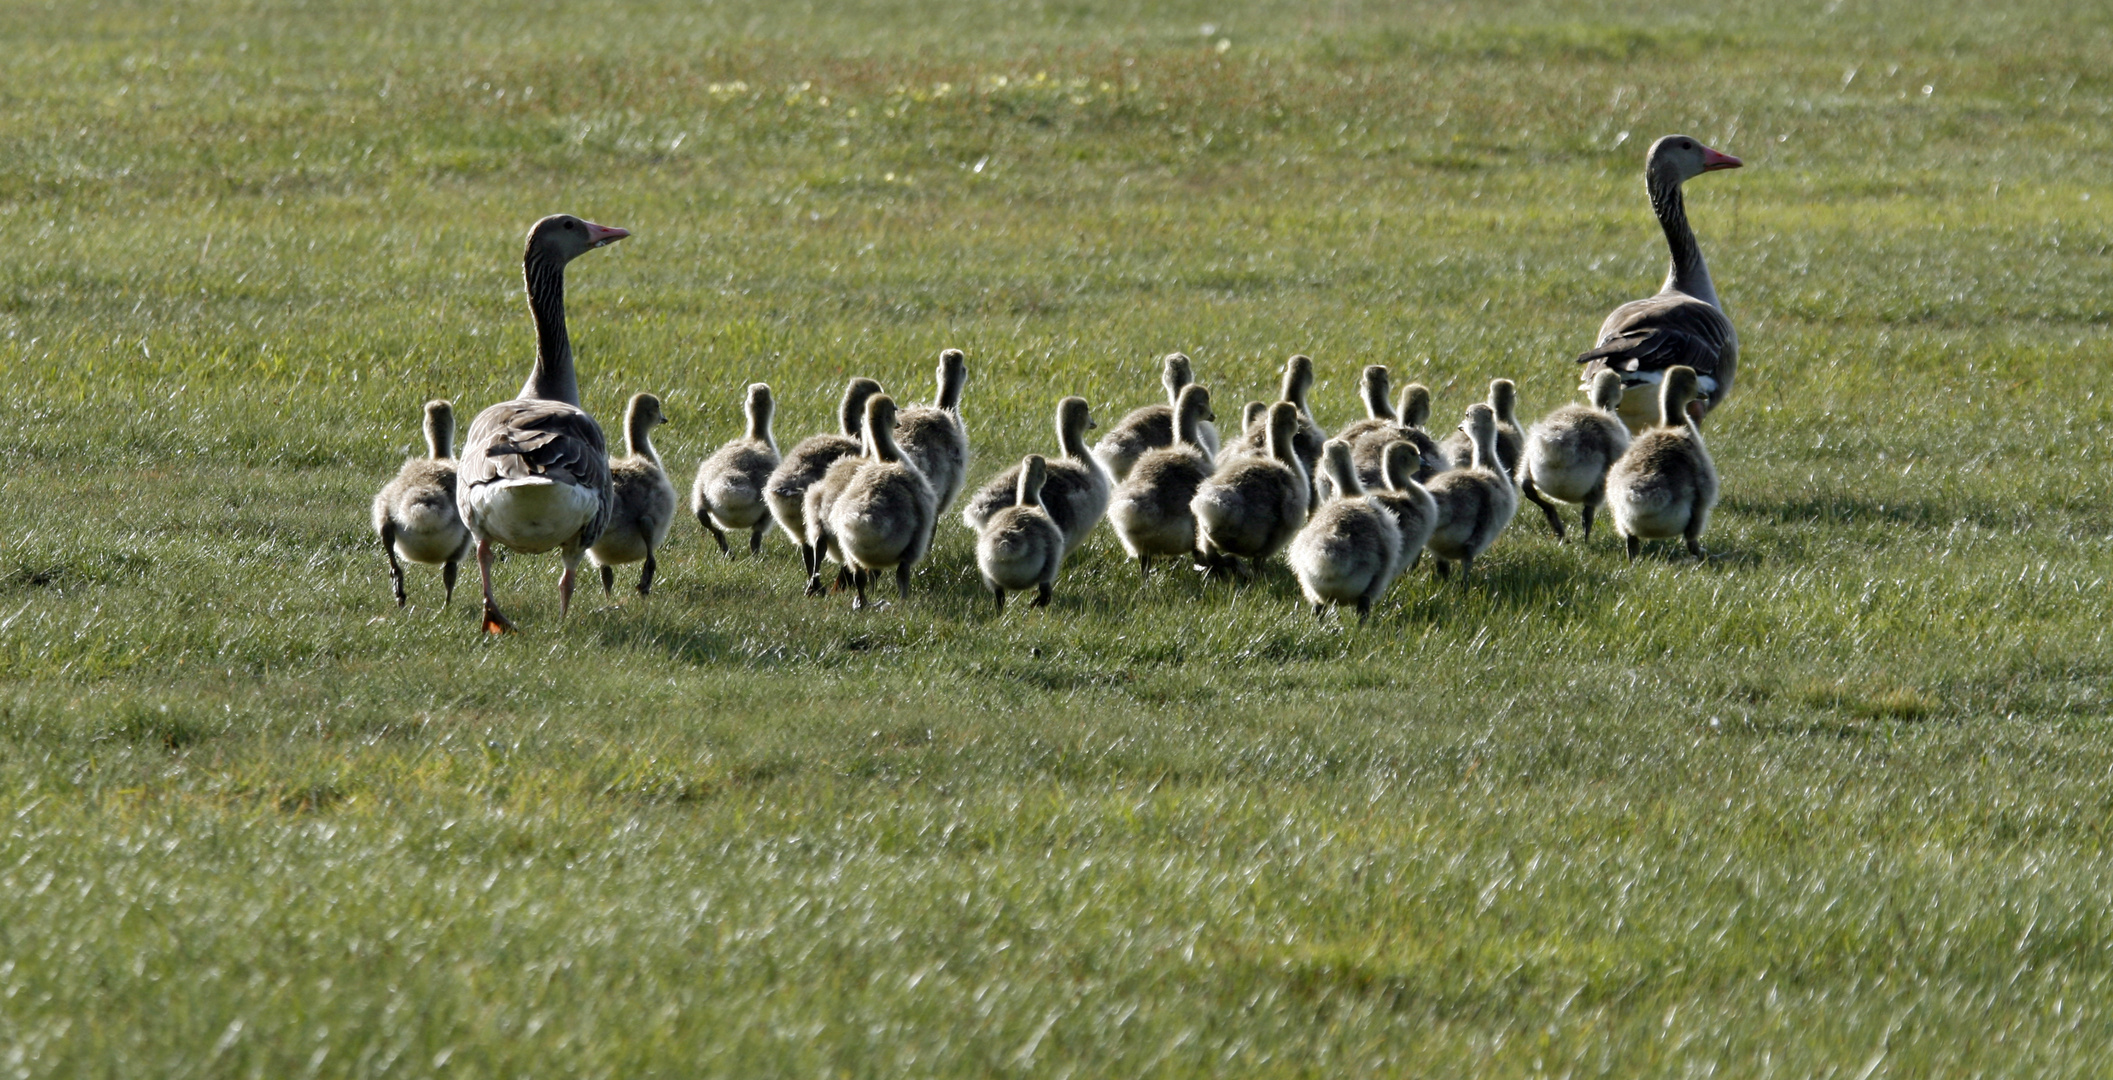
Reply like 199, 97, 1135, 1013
1724, 491, 2019, 532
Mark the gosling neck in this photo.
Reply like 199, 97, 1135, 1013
626, 408, 661, 467
424, 408, 454, 460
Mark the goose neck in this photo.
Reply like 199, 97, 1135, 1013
1649, 171, 1717, 306
520, 249, 578, 405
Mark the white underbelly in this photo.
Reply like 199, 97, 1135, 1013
468, 478, 599, 554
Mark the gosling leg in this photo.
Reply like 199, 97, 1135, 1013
381, 522, 407, 607
697, 508, 730, 557
600, 564, 615, 597
442, 555, 461, 608
1626, 534, 1641, 562
1033, 582, 1053, 608
749, 525, 766, 556
637, 548, 657, 596
1521, 475, 1566, 541
991, 586, 1006, 613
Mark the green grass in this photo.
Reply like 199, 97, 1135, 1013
5, 0, 2113, 1074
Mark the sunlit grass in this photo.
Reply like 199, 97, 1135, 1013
4, 0, 2113, 1074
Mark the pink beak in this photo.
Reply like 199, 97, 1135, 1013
1700, 146, 1743, 172
584, 222, 630, 247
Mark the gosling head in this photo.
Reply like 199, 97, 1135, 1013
1660, 366, 1703, 427
525, 213, 629, 265
1587, 370, 1625, 412
1281, 354, 1316, 409
1161, 352, 1195, 400
1359, 365, 1393, 419
840, 377, 885, 437
1382, 439, 1420, 492
1646, 134, 1742, 186
1397, 383, 1432, 428
422, 400, 455, 459
1057, 396, 1095, 439
1175, 383, 1215, 428
625, 392, 667, 428
1322, 438, 1361, 498
862, 394, 900, 454
744, 382, 774, 434
1016, 453, 1049, 508
1242, 401, 1268, 430
1460, 403, 1498, 462
1267, 401, 1302, 463
936, 349, 968, 410
1487, 379, 1518, 425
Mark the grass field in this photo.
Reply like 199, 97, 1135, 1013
5, 0, 2113, 1074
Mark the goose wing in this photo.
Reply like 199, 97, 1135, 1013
1578, 294, 1732, 387
459, 398, 613, 543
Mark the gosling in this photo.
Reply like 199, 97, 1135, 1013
1424, 403, 1518, 579
961, 396, 1109, 556
823, 394, 938, 609
1349, 380, 1447, 489
1519, 369, 1631, 541
1362, 440, 1439, 578
1289, 440, 1405, 623
1606, 365, 1718, 561
975, 454, 1067, 612
1441, 378, 1525, 476
691, 382, 780, 557
587, 392, 678, 596
1224, 355, 1325, 488
1193, 401, 1311, 579
767, 377, 884, 587
894, 348, 970, 517
1093, 352, 1222, 481
371, 399, 473, 607
1108, 383, 1217, 576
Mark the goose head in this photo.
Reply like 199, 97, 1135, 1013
936, 348, 968, 410
422, 399, 455, 460
1587, 370, 1625, 412
1487, 378, 1519, 427
1359, 364, 1393, 421
1397, 383, 1432, 429
1161, 352, 1195, 405
839, 377, 885, 438
744, 382, 775, 441
1647, 135, 1742, 186
1281, 354, 1316, 414
1659, 366, 1704, 427
526, 214, 629, 263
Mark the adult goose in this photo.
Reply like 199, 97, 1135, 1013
1108, 383, 1216, 576
1193, 401, 1310, 579
961, 397, 1108, 557
1578, 134, 1743, 432
371, 399, 472, 607
588, 392, 677, 596
1093, 352, 1222, 482
823, 394, 938, 610
1224, 355, 1325, 488
1289, 439, 1404, 624
1423, 404, 1518, 579
1606, 366, 1719, 560
692, 382, 781, 557
1441, 378, 1525, 476
456, 214, 627, 633
975, 454, 1067, 612
766, 377, 885, 586
1519, 370, 1630, 541
894, 348, 970, 517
